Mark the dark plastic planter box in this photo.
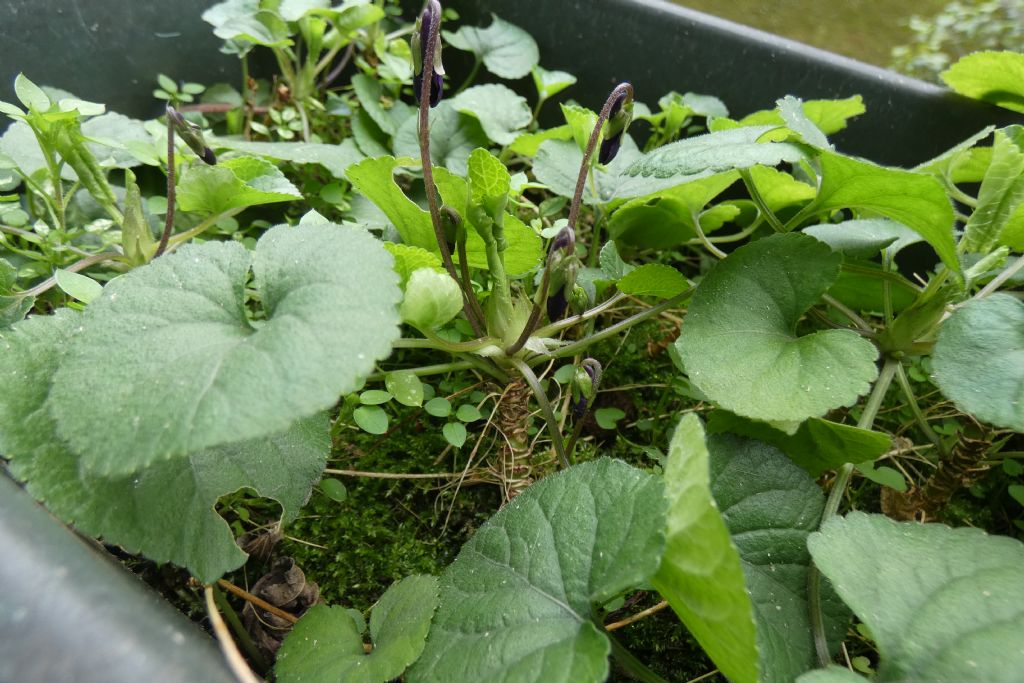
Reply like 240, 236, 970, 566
0, 1, 1018, 681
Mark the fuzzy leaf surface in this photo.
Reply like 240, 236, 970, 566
625, 126, 807, 179
709, 434, 848, 683
616, 264, 689, 299
0, 311, 329, 581
50, 224, 400, 475
442, 14, 539, 80
677, 233, 879, 422
409, 458, 665, 683
277, 575, 439, 683
808, 512, 1024, 681
933, 293, 1024, 431
652, 415, 759, 683
962, 126, 1024, 253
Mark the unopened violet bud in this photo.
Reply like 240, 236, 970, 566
572, 359, 602, 418
167, 106, 216, 165
546, 287, 568, 322
412, 2, 444, 107
598, 85, 634, 165
550, 225, 575, 258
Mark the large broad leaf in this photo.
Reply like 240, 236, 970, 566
652, 414, 759, 683
962, 126, 1024, 253
0, 311, 330, 582
802, 151, 958, 273
709, 434, 848, 683
49, 223, 400, 475
625, 126, 807, 180
450, 84, 532, 146
941, 51, 1024, 114
277, 575, 439, 683
933, 293, 1024, 432
442, 14, 539, 80
807, 512, 1024, 681
677, 233, 879, 423
408, 458, 666, 683
176, 156, 302, 214
803, 219, 922, 260
392, 101, 488, 176
351, 74, 415, 136
211, 137, 364, 179
707, 411, 891, 477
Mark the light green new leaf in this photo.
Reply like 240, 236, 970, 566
450, 84, 532, 146
652, 415, 759, 683
400, 268, 463, 331
532, 66, 577, 101
211, 137, 364, 179
962, 126, 1024, 253
508, 125, 573, 157
933, 293, 1024, 431
176, 156, 301, 214
777, 96, 829, 149
467, 146, 511, 203
392, 101, 488, 175
677, 233, 879, 422
383, 243, 443, 286
209, 7, 292, 47
616, 264, 689, 299
941, 50, 1024, 114
14, 73, 50, 111
442, 14, 539, 80
347, 156, 436, 250
625, 125, 807, 179
408, 459, 666, 683
50, 224, 400, 475
0, 311, 330, 582
55, 269, 102, 304
808, 512, 1024, 681
706, 411, 891, 477
277, 575, 439, 683
709, 434, 848, 683
744, 165, 816, 213
805, 151, 959, 272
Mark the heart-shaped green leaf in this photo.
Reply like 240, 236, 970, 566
442, 15, 539, 80
176, 156, 302, 214
933, 293, 1024, 431
408, 458, 665, 683
451, 85, 532, 146
677, 233, 879, 422
277, 575, 439, 683
50, 223, 400, 475
652, 414, 759, 683
709, 434, 849, 683
0, 311, 330, 582
807, 512, 1024, 681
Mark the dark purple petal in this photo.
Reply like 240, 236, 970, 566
547, 288, 568, 321
430, 72, 443, 107
598, 134, 623, 165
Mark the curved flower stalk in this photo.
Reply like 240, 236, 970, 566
156, 106, 218, 258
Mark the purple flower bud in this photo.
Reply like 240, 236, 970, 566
550, 225, 575, 257
572, 359, 602, 418
598, 85, 634, 165
546, 287, 568, 322
412, 2, 444, 108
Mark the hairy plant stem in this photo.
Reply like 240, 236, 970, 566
165, 207, 247, 252
155, 114, 176, 258
808, 356, 898, 666
416, 0, 484, 337
510, 357, 569, 468
692, 211, 727, 259
975, 254, 1024, 299
534, 291, 626, 337
822, 293, 873, 333
366, 360, 477, 382
507, 83, 634, 356
545, 289, 692, 360
739, 168, 787, 233
608, 633, 670, 683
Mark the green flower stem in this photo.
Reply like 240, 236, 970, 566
692, 211, 727, 260
546, 289, 692, 360
155, 113, 177, 258
608, 633, 670, 683
510, 357, 569, 468
822, 293, 873, 333
367, 360, 476, 382
975, 254, 1024, 299
164, 207, 247, 252
416, 0, 483, 337
505, 252, 552, 355
895, 362, 946, 455
739, 168, 786, 233
533, 291, 626, 338
421, 328, 496, 353
809, 356, 898, 666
